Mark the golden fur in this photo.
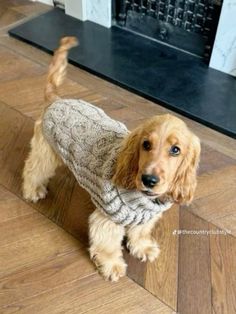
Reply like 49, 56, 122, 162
113, 115, 201, 205
22, 37, 201, 282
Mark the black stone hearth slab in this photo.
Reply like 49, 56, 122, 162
9, 9, 236, 138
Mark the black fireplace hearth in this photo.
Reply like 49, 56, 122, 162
9, 8, 236, 138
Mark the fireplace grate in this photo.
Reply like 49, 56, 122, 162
113, 0, 222, 60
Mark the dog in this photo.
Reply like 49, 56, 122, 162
22, 37, 201, 282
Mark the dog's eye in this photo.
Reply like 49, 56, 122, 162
170, 145, 180, 156
142, 140, 151, 151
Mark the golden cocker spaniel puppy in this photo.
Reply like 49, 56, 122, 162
22, 37, 201, 282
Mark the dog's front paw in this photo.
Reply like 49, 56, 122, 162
127, 239, 160, 262
100, 258, 127, 282
91, 253, 127, 282
23, 184, 48, 203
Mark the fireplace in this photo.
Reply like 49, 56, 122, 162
50, 0, 235, 74
8, 1, 236, 138
49, 0, 235, 76
113, 0, 222, 61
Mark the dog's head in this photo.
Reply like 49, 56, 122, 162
113, 114, 201, 205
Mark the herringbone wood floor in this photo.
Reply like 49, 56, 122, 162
0, 1, 235, 313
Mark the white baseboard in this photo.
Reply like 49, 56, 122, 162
32, 0, 53, 5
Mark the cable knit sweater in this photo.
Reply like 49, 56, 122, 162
42, 99, 172, 226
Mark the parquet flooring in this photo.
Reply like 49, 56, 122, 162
0, 1, 235, 313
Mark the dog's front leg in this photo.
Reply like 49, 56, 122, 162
89, 209, 127, 282
126, 213, 162, 262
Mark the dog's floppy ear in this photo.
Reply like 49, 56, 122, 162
112, 128, 141, 189
170, 134, 201, 205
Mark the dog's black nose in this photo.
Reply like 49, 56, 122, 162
141, 174, 159, 188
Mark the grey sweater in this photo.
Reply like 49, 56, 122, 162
42, 99, 172, 226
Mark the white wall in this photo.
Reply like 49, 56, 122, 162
65, 0, 87, 21
210, 0, 236, 77
65, 0, 111, 28
86, 0, 111, 28
33, 0, 112, 27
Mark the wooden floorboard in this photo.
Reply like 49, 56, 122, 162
178, 209, 212, 314
190, 165, 236, 235
1, 274, 172, 314
0, 184, 35, 223
0, 45, 44, 82
0, 226, 83, 278
145, 205, 179, 310
0, 7, 25, 28
0, 75, 88, 120
0, 211, 58, 246
0, 249, 94, 307
210, 227, 236, 314
0, 101, 33, 194
198, 144, 236, 175
213, 213, 236, 236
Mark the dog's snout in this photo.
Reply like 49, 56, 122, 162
141, 174, 160, 188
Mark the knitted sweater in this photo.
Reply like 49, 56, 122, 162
42, 99, 173, 226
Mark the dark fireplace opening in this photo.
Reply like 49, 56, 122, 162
113, 0, 222, 61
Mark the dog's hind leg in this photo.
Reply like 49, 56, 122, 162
22, 119, 62, 203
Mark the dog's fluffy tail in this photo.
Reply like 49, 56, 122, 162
44, 36, 78, 102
